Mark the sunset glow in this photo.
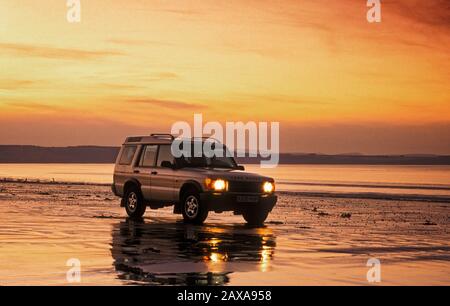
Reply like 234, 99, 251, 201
1, 0, 449, 153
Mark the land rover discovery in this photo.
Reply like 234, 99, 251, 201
111, 134, 277, 225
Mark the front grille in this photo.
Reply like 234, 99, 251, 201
228, 181, 262, 193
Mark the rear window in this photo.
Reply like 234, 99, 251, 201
119, 145, 137, 165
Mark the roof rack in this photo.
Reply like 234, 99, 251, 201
150, 133, 175, 140
191, 137, 222, 143
126, 136, 143, 143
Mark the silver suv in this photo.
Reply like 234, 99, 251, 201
111, 134, 277, 225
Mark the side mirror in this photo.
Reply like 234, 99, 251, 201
161, 161, 174, 169
236, 165, 245, 171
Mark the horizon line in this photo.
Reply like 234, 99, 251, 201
0, 144, 449, 157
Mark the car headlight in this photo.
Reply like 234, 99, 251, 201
213, 179, 227, 191
205, 178, 227, 191
263, 181, 275, 193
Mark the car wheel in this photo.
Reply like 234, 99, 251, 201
124, 186, 146, 220
242, 209, 269, 227
181, 190, 208, 224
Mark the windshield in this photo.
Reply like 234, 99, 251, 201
175, 140, 238, 169
177, 155, 237, 169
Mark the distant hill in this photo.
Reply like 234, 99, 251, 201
0, 145, 120, 163
237, 153, 450, 165
0, 145, 450, 165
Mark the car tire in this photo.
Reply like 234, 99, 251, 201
181, 190, 208, 224
124, 186, 146, 220
242, 209, 269, 227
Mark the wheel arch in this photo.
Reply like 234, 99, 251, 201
121, 179, 142, 207
123, 178, 141, 194
174, 180, 203, 214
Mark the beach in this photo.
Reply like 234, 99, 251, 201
0, 180, 448, 285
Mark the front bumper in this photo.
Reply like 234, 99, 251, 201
200, 192, 277, 214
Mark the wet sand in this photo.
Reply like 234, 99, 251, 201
0, 181, 449, 285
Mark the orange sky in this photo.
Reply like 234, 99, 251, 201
0, 0, 449, 154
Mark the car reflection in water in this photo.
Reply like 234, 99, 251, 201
111, 218, 276, 285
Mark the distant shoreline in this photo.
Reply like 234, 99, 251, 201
1, 178, 449, 203
1, 145, 450, 165
0, 177, 110, 186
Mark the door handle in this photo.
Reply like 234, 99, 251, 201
151, 171, 158, 175
133, 170, 140, 174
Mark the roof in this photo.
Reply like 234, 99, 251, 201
123, 134, 224, 145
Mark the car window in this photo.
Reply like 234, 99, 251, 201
156, 145, 174, 167
119, 145, 137, 165
140, 145, 158, 167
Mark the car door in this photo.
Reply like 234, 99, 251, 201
132, 144, 158, 200
151, 145, 177, 202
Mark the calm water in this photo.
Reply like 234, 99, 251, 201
1, 163, 450, 199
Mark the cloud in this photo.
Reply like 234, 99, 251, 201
155, 9, 202, 17
125, 98, 206, 110
382, 1, 450, 51
94, 72, 179, 90
0, 79, 36, 90
0, 42, 124, 60
219, 41, 289, 58
388, 0, 450, 29
106, 39, 174, 46
233, 0, 449, 55
146, 72, 179, 81
3, 102, 64, 112
97, 83, 143, 90
227, 93, 333, 107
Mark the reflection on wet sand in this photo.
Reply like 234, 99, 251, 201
111, 219, 277, 285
